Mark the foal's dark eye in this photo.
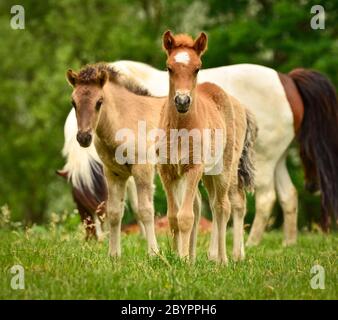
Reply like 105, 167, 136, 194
71, 100, 76, 109
194, 68, 200, 75
96, 98, 103, 111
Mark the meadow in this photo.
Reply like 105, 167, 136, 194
0, 0, 337, 302
0, 221, 336, 300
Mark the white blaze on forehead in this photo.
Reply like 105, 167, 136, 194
174, 51, 190, 65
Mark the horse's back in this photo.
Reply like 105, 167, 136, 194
197, 81, 247, 128
198, 81, 248, 171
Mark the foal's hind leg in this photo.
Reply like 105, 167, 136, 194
126, 176, 146, 238
211, 175, 232, 264
132, 165, 159, 256
275, 154, 298, 246
214, 193, 231, 264
203, 176, 218, 261
229, 186, 246, 261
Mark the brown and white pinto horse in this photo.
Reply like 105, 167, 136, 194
158, 31, 256, 263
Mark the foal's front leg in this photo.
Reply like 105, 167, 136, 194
104, 169, 127, 258
189, 190, 201, 261
177, 166, 203, 259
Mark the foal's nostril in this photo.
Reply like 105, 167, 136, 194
174, 94, 191, 107
76, 131, 92, 147
183, 95, 191, 105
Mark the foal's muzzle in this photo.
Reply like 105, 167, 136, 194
174, 93, 191, 113
77, 131, 92, 148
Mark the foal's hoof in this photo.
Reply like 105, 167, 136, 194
208, 251, 218, 262
232, 253, 245, 262
217, 257, 228, 266
109, 250, 121, 260
282, 239, 297, 247
245, 239, 260, 247
148, 247, 160, 256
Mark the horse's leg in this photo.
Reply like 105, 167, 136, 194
275, 154, 298, 246
229, 186, 246, 261
209, 174, 231, 264
132, 165, 159, 256
166, 186, 179, 252
157, 167, 180, 252
202, 176, 218, 261
246, 164, 276, 246
104, 169, 127, 258
214, 190, 231, 264
126, 176, 146, 238
177, 167, 203, 259
189, 189, 201, 261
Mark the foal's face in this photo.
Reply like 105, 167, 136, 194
71, 85, 103, 147
166, 49, 201, 113
66, 69, 107, 148
163, 31, 208, 114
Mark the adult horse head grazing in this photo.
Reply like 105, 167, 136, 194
159, 31, 257, 264
66, 63, 163, 257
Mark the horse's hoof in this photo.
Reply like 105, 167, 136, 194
217, 257, 228, 266
208, 251, 218, 262
246, 239, 260, 247
282, 239, 297, 247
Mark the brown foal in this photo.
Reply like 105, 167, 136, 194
158, 31, 257, 263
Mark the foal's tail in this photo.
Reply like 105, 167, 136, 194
238, 109, 257, 193
289, 68, 338, 229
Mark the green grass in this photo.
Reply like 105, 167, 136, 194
0, 226, 337, 300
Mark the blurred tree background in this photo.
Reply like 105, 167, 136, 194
0, 0, 337, 229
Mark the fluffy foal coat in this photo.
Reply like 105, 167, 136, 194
158, 31, 256, 263
66, 64, 165, 257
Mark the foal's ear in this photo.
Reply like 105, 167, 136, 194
66, 69, 78, 87
193, 32, 208, 56
98, 69, 108, 87
162, 30, 176, 54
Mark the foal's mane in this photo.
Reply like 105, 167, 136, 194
77, 63, 151, 96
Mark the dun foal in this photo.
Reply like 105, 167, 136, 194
66, 64, 164, 257
158, 31, 257, 263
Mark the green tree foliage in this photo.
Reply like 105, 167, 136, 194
0, 0, 336, 225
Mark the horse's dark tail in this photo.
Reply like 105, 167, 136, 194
239, 109, 257, 193
289, 68, 338, 230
